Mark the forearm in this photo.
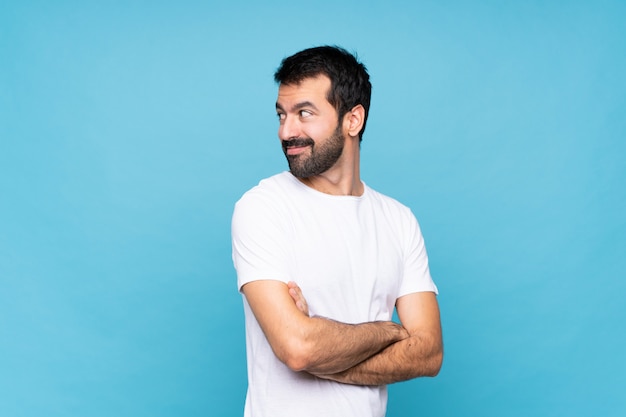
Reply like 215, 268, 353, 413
290, 317, 408, 374
314, 330, 443, 385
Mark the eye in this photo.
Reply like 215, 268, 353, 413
277, 112, 286, 121
299, 110, 312, 118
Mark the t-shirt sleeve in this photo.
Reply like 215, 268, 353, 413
231, 191, 292, 291
398, 210, 438, 297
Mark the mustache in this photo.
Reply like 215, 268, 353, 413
282, 138, 315, 151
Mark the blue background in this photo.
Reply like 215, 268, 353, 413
1, 1, 625, 416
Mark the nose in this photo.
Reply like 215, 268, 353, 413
278, 115, 301, 141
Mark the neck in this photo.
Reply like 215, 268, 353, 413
297, 139, 363, 196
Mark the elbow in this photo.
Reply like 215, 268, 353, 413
284, 355, 309, 372
282, 345, 309, 372
277, 338, 315, 372
270, 318, 321, 372
423, 342, 443, 377
417, 331, 443, 377
426, 349, 443, 377
409, 334, 443, 378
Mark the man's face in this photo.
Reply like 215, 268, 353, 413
275, 76, 345, 178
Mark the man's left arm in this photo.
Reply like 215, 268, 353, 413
290, 287, 443, 385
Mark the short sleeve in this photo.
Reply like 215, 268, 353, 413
231, 191, 292, 291
398, 211, 438, 297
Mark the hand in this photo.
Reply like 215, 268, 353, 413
287, 281, 309, 316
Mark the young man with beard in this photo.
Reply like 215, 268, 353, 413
231, 46, 443, 417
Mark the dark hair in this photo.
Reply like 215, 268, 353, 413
274, 46, 372, 142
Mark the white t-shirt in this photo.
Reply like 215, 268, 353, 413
232, 172, 437, 417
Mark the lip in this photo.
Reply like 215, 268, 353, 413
285, 145, 310, 155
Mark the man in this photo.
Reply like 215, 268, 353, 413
231, 46, 442, 417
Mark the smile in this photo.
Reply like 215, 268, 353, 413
285, 144, 310, 156
282, 138, 315, 156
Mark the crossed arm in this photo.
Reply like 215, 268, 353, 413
242, 280, 408, 374
241, 280, 442, 384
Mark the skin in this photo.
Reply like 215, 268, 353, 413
243, 279, 408, 374
275, 75, 364, 196
241, 74, 443, 383
288, 282, 443, 385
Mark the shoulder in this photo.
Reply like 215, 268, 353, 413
233, 172, 300, 226
236, 172, 295, 207
363, 185, 426, 243
364, 184, 415, 220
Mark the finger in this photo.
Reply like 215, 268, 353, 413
297, 293, 309, 316
287, 281, 302, 299
290, 288, 304, 307
288, 285, 300, 301
286, 281, 309, 315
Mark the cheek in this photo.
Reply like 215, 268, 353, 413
306, 120, 338, 140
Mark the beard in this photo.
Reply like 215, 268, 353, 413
282, 124, 345, 178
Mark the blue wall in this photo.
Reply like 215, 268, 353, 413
1, 1, 624, 416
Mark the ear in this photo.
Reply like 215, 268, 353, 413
344, 104, 365, 138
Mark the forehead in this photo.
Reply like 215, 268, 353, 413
277, 75, 332, 107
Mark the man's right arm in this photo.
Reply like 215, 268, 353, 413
242, 279, 409, 374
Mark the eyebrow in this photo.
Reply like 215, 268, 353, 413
275, 101, 318, 112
